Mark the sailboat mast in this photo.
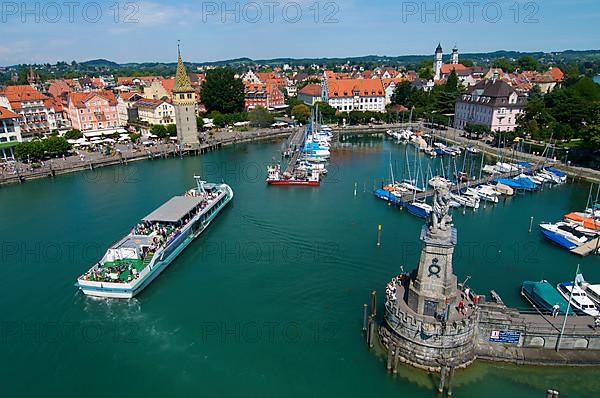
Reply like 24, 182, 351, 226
556, 264, 579, 352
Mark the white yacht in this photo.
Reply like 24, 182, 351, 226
557, 282, 600, 317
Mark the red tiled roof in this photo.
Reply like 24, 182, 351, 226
327, 79, 385, 98
298, 84, 322, 97
68, 91, 117, 108
161, 78, 175, 92
548, 67, 564, 81
47, 80, 73, 98
1, 85, 49, 108
256, 72, 277, 82
0, 106, 19, 119
441, 64, 469, 74
119, 92, 142, 101
44, 97, 64, 112
382, 78, 407, 88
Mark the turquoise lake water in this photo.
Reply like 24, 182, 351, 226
0, 135, 598, 397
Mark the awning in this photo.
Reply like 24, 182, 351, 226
143, 196, 203, 223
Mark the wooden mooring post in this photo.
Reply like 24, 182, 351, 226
386, 344, 395, 372
366, 316, 375, 349
362, 304, 368, 332
437, 366, 447, 394
447, 366, 455, 397
371, 290, 377, 317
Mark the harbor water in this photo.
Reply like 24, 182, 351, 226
1, 134, 599, 397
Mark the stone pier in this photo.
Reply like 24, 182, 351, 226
376, 185, 600, 372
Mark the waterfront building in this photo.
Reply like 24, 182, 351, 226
0, 106, 22, 158
297, 84, 322, 106
143, 78, 175, 101
322, 78, 386, 112
67, 91, 121, 131
117, 92, 144, 125
383, 78, 406, 105
172, 47, 199, 149
0, 85, 57, 140
454, 78, 527, 132
134, 98, 175, 125
243, 82, 285, 111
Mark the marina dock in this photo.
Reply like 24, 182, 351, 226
380, 166, 543, 206
282, 127, 307, 174
571, 238, 600, 256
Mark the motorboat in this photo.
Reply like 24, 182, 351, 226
556, 282, 600, 317
429, 176, 452, 189
539, 221, 589, 250
521, 280, 574, 315
405, 202, 432, 219
450, 192, 480, 209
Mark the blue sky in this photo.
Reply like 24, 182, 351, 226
0, 0, 598, 65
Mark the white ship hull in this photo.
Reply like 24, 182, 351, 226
77, 184, 233, 299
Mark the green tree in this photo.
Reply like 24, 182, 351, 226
196, 116, 204, 131
492, 58, 515, 73
248, 106, 274, 128
417, 60, 433, 80
391, 81, 414, 106
14, 140, 45, 160
200, 68, 245, 114
464, 123, 490, 139
461, 59, 474, 67
291, 104, 311, 123
43, 136, 70, 154
313, 101, 337, 123
517, 56, 539, 71
63, 129, 82, 140
165, 124, 178, 137
150, 124, 168, 138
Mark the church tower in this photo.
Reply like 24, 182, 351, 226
451, 45, 459, 65
172, 44, 199, 149
433, 43, 443, 81
27, 66, 42, 90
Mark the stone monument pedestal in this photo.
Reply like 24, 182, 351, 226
379, 198, 477, 370
407, 226, 459, 317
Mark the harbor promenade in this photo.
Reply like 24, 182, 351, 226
0, 127, 295, 186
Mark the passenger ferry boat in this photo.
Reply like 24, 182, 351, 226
76, 176, 234, 298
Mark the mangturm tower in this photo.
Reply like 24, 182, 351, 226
172, 44, 199, 149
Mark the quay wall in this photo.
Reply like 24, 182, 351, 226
0, 129, 291, 187
379, 303, 477, 371
474, 302, 600, 366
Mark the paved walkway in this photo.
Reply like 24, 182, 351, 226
0, 127, 295, 185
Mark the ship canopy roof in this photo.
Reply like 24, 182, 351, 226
143, 196, 203, 223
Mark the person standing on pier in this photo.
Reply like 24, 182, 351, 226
552, 304, 560, 318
